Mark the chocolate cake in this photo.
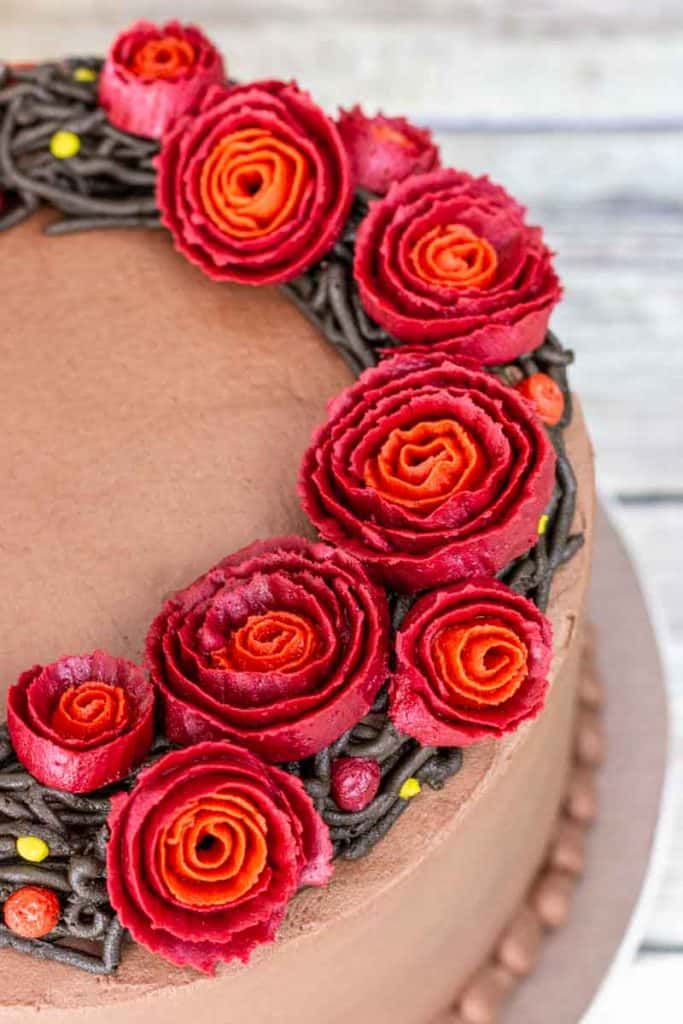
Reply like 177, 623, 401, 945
0, 21, 599, 1023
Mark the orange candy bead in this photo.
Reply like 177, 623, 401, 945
515, 373, 564, 426
3, 885, 60, 939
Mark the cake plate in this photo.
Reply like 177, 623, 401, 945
505, 501, 672, 1023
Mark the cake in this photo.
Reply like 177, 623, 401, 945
0, 22, 599, 1024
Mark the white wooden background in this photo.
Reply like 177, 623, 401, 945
3, 2, 683, 1018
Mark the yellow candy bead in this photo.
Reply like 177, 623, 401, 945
399, 777, 421, 800
538, 514, 549, 535
50, 130, 81, 160
73, 66, 97, 82
16, 835, 50, 863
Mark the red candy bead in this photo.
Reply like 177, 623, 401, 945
3, 885, 60, 939
515, 373, 565, 426
331, 757, 381, 812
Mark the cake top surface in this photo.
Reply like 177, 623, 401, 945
1, 211, 350, 685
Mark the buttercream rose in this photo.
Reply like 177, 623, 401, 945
299, 353, 556, 591
146, 536, 389, 761
390, 579, 553, 745
156, 80, 353, 284
354, 168, 561, 363
106, 740, 332, 973
336, 105, 439, 195
98, 21, 225, 139
7, 651, 154, 793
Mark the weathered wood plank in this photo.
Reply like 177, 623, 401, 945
5, 0, 683, 33
611, 502, 683, 945
2, 11, 683, 120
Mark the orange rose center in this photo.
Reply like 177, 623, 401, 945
157, 794, 268, 907
211, 610, 319, 673
199, 128, 310, 240
517, 373, 565, 427
130, 36, 196, 80
50, 681, 130, 742
371, 123, 412, 149
432, 621, 528, 708
410, 223, 498, 289
363, 418, 486, 511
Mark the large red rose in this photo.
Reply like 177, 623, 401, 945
98, 21, 225, 138
336, 105, 439, 195
353, 168, 561, 364
390, 579, 553, 745
156, 80, 353, 285
7, 651, 154, 793
146, 536, 389, 761
106, 741, 332, 973
299, 353, 556, 592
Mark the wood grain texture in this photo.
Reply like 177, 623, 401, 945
1, 0, 683, 976
3, 5, 683, 120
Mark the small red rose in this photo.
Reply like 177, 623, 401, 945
354, 168, 561, 364
98, 20, 225, 138
390, 578, 553, 746
156, 79, 353, 284
336, 105, 439, 195
146, 536, 390, 761
7, 651, 154, 793
106, 740, 333, 973
299, 353, 556, 591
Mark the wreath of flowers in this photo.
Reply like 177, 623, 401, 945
0, 21, 583, 977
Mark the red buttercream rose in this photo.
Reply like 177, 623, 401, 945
156, 80, 353, 284
336, 105, 440, 195
299, 353, 556, 592
106, 740, 332, 973
7, 652, 154, 793
146, 536, 389, 761
390, 579, 553, 745
98, 21, 225, 139
353, 168, 561, 364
